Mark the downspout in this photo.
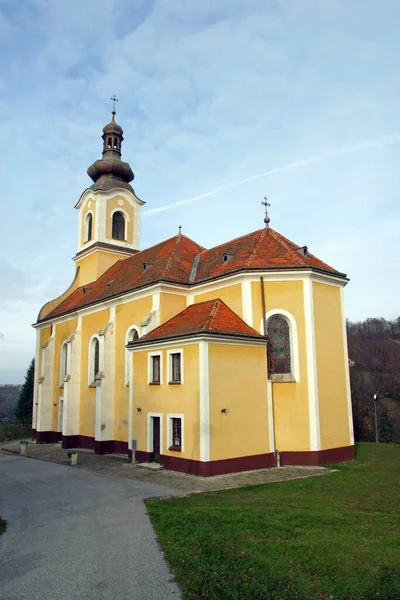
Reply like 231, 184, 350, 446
260, 277, 278, 466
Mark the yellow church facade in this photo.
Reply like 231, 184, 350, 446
32, 111, 354, 475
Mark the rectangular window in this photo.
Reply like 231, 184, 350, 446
170, 418, 182, 451
171, 353, 181, 383
151, 355, 161, 384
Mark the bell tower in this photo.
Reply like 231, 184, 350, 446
73, 101, 144, 286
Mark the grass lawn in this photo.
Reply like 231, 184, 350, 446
148, 444, 400, 600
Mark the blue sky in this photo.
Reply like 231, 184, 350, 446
0, 0, 399, 383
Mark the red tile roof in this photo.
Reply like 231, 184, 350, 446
44, 234, 205, 320
130, 299, 265, 344
40, 228, 346, 322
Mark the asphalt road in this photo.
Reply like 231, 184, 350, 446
0, 453, 183, 600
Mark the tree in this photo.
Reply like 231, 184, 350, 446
15, 359, 35, 425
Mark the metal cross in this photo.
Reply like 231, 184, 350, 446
110, 95, 119, 112
261, 196, 271, 218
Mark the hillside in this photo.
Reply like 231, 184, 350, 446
0, 385, 20, 422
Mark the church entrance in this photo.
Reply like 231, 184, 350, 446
152, 417, 160, 463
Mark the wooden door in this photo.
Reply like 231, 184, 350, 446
152, 417, 160, 463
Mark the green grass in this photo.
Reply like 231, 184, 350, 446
148, 444, 400, 600
0, 519, 6, 535
0, 423, 31, 443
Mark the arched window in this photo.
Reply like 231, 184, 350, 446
93, 338, 100, 377
85, 213, 93, 241
125, 326, 140, 385
60, 342, 68, 386
107, 137, 112, 148
267, 315, 291, 374
112, 211, 125, 240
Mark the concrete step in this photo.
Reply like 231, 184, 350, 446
136, 462, 164, 471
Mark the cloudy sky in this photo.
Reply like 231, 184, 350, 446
0, 0, 399, 383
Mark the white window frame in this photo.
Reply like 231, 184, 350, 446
59, 341, 68, 387
262, 309, 300, 382
125, 325, 140, 386
167, 348, 184, 384
88, 334, 103, 386
110, 207, 130, 241
147, 412, 163, 454
167, 413, 184, 452
84, 211, 94, 242
148, 351, 162, 385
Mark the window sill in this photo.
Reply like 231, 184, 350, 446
149, 381, 161, 386
168, 445, 181, 452
269, 373, 296, 383
168, 381, 181, 385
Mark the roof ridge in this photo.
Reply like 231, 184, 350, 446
245, 228, 267, 268
162, 235, 181, 279
206, 298, 221, 330
198, 228, 264, 255
267, 228, 305, 266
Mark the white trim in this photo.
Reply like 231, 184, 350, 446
84, 210, 94, 243
88, 334, 102, 386
262, 309, 300, 382
34, 272, 347, 329
110, 206, 131, 223
267, 380, 275, 453
241, 279, 253, 327
167, 413, 185, 452
148, 351, 163, 384
167, 348, 184, 384
128, 351, 134, 450
125, 325, 141, 385
32, 330, 41, 429
131, 334, 268, 352
340, 287, 355, 445
199, 341, 210, 462
147, 412, 163, 455
57, 396, 64, 433
59, 341, 68, 387
303, 277, 321, 451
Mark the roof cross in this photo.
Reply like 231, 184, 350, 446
261, 196, 271, 228
110, 95, 119, 113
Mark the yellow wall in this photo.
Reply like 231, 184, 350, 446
75, 250, 125, 287
80, 199, 96, 247
252, 280, 310, 451
208, 343, 270, 460
106, 196, 134, 245
313, 282, 351, 449
159, 293, 187, 325
51, 319, 78, 431
113, 296, 153, 442
194, 284, 242, 318
79, 309, 110, 438
131, 344, 201, 461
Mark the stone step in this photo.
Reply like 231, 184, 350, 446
136, 462, 164, 471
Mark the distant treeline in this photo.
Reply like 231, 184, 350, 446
347, 317, 400, 443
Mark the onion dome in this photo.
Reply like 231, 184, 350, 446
87, 109, 134, 193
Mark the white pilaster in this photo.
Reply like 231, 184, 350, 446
241, 279, 253, 328
37, 326, 56, 433
340, 287, 355, 445
63, 317, 81, 437
199, 341, 210, 462
303, 277, 321, 451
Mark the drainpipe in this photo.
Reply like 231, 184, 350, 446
260, 277, 277, 465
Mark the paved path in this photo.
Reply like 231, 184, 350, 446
1, 442, 331, 493
0, 454, 182, 600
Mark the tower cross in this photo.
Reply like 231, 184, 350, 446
110, 95, 119, 113
261, 196, 271, 228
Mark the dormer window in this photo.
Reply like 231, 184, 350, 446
223, 253, 234, 263
112, 211, 125, 240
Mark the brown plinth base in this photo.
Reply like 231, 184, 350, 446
280, 445, 355, 466
35, 431, 61, 444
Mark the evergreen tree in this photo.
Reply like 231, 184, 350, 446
15, 359, 35, 425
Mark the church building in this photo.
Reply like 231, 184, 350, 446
32, 109, 354, 475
